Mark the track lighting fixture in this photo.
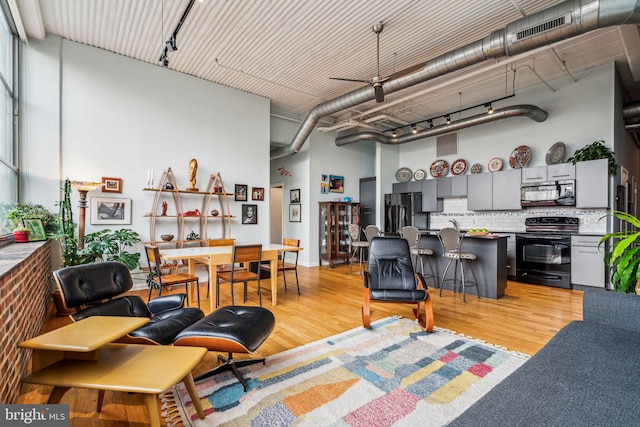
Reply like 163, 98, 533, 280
391, 130, 398, 137
411, 125, 418, 134
166, 34, 177, 52
486, 103, 494, 114
159, 49, 169, 67
445, 115, 451, 124
428, 120, 434, 128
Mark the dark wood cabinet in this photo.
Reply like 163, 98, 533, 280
319, 202, 360, 267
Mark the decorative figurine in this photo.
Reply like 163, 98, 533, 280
161, 201, 168, 216
187, 158, 198, 191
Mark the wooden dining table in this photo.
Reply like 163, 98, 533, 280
160, 243, 302, 312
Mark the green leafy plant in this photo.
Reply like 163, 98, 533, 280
567, 140, 617, 176
599, 210, 640, 293
0, 202, 58, 236
79, 228, 141, 270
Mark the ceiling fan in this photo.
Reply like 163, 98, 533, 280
330, 23, 389, 103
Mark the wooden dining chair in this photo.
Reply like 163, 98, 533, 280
216, 244, 263, 307
144, 244, 201, 309
260, 238, 301, 295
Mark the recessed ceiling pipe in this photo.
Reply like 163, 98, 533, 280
270, 0, 640, 159
335, 105, 548, 146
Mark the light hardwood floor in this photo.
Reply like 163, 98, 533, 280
17, 263, 584, 426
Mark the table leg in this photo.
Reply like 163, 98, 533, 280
182, 372, 205, 419
270, 258, 278, 306
208, 263, 218, 313
188, 259, 196, 303
47, 386, 71, 404
143, 394, 161, 427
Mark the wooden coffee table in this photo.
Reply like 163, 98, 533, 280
19, 316, 207, 426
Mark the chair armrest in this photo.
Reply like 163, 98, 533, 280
415, 272, 428, 290
147, 293, 187, 315
363, 271, 371, 289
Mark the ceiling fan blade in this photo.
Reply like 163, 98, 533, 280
329, 77, 369, 83
374, 84, 384, 103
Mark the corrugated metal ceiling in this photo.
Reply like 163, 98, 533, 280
15, 0, 640, 129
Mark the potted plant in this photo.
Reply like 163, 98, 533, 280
567, 140, 618, 176
599, 210, 640, 293
12, 224, 30, 243
79, 228, 142, 270
0, 202, 58, 236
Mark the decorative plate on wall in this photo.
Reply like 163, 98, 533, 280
396, 167, 412, 182
470, 163, 482, 174
429, 160, 449, 178
413, 169, 427, 181
451, 159, 467, 176
509, 145, 531, 169
488, 157, 503, 172
545, 142, 565, 165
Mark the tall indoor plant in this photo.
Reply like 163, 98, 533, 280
599, 210, 640, 293
79, 228, 141, 270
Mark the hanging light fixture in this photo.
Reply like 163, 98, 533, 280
486, 103, 494, 114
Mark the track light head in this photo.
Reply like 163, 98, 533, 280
486, 103, 494, 114
391, 130, 398, 137
411, 125, 418, 134
159, 50, 169, 67
428, 120, 433, 128
166, 35, 177, 52
445, 115, 451, 124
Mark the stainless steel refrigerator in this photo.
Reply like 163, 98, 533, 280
384, 193, 429, 235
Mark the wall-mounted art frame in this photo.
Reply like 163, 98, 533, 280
242, 204, 258, 224
290, 188, 300, 203
289, 204, 301, 222
90, 197, 132, 225
23, 218, 46, 241
329, 175, 344, 193
235, 184, 248, 201
101, 177, 122, 193
321, 174, 329, 194
252, 187, 265, 201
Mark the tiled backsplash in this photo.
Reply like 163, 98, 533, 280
430, 198, 608, 234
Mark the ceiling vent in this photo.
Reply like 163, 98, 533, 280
516, 14, 572, 42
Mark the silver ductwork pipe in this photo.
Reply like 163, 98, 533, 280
270, 0, 640, 159
335, 105, 548, 146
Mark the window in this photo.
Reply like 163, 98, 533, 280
0, 1, 18, 234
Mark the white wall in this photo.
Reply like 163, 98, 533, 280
22, 37, 271, 254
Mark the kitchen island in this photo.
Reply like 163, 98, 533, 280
418, 232, 508, 299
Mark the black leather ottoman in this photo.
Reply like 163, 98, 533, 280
173, 305, 276, 390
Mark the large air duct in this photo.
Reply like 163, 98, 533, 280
335, 105, 548, 146
270, 0, 640, 159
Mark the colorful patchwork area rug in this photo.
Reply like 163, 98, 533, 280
161, 317, 528, 426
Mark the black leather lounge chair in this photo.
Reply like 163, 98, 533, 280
53, 261, 204, 345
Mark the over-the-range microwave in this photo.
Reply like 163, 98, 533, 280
521, 179, 576, 207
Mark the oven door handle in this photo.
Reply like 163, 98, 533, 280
517, 235, 570, 241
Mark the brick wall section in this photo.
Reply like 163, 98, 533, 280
0, 241, 52, 403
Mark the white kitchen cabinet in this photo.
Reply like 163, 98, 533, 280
467, 173, 493, 210
492, 169, 522, 210
521, 166, 547, 183
521, 164, 575, 183
576, 159, 609, 208
571, 235, 606, 288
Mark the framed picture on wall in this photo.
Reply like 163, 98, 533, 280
90, 197, 132, 225
235, 184, 248, 201
252, 187, 265, 201
289, 204, 301, 222
329, 175, 344, 193
242, 204, 258, 224
290, 189, 300, 203
101, 177, 122, 193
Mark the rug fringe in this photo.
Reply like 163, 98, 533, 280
159, 388, 185, 427
433, 325, 531, 359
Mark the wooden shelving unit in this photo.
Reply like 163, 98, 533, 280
144, 168, 234, 247
319, 201, 360, 267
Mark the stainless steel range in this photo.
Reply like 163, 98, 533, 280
516, 217, 579, 289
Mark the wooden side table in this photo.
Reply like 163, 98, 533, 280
19, 316, 207, 426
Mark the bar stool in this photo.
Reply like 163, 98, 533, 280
437, 228, 479, 303
348, 224, 369, 275
401, 226, 438, 288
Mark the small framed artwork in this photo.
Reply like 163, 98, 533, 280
91, 197, 132, 225
289, 204, 301, 222
321, 174, 329, 194
242, 204, 258, 224
235, 184, 248, 201
252, 187, 265, 201
101, 177, 122, 193
329, 175, 344, 193
290, 188, 300, 203
23, 218, 47, 241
